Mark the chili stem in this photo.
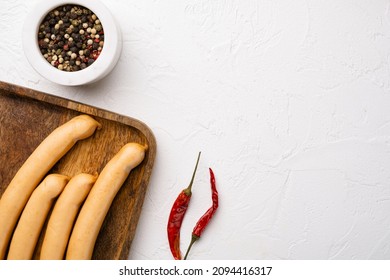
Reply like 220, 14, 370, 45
183, 234, 199, 260
183, 152, 201, 196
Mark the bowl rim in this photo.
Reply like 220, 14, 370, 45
23, 0, 122, 86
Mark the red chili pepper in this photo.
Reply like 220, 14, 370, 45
167, 152, 201, 260
184, 168, 218, 260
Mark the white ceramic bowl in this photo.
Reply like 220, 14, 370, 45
23, 0, 122, 86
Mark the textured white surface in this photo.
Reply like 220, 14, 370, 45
1, 0, 390, 260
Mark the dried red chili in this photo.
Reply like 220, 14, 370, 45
184, 167, 218, 260
167, 152, 201, 260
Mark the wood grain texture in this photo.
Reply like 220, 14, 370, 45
0, 81, 156, 260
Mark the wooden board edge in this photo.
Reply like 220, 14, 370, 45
0, 81, 156, 166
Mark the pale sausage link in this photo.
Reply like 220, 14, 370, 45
66, 143, 147, 260
40, 173, 97, 260
7, 174, 69, 260
0, 115, 101, 259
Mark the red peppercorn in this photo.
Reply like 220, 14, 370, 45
91, 50, 100, 60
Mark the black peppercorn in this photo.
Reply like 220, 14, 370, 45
87, 58, 95, 66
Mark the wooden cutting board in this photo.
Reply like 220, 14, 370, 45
0, 81, 156, 260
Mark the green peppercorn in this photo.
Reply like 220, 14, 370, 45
94, 24, 102, 32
